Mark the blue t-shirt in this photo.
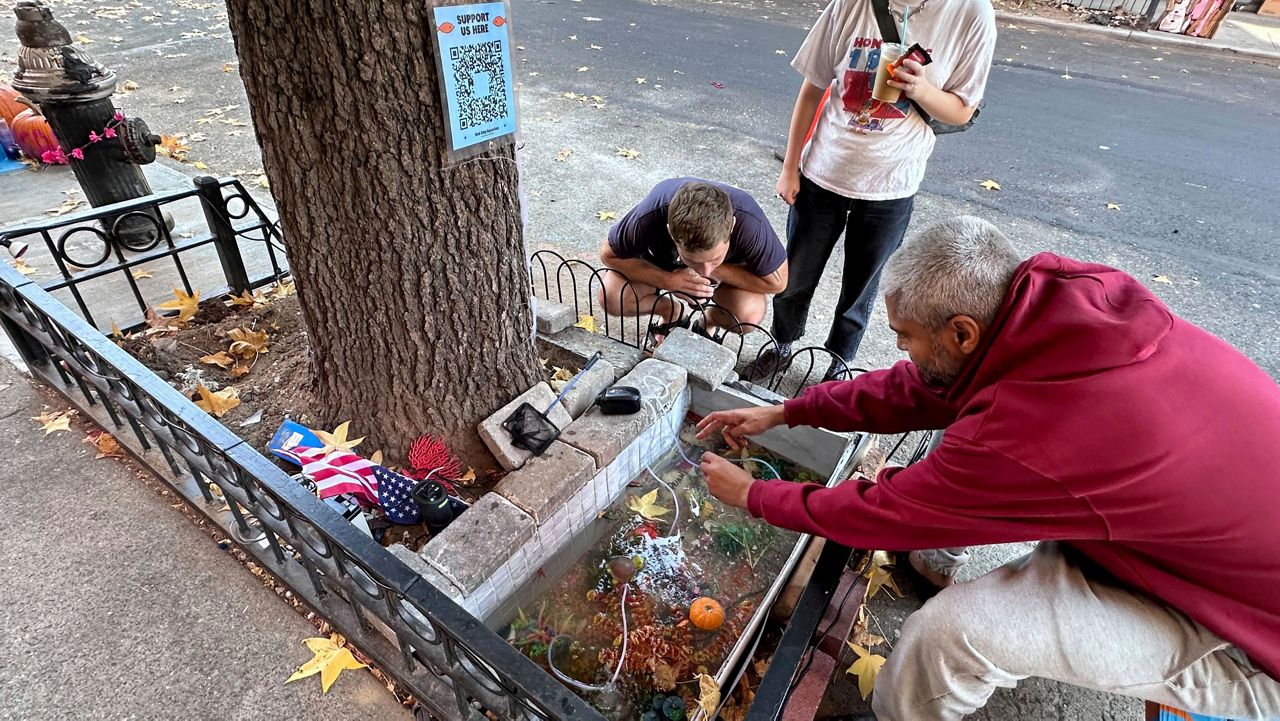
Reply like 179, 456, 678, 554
607, 177, 786, 277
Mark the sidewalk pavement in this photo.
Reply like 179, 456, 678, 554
0, 358, 410, 720
995, 10, 1280, 63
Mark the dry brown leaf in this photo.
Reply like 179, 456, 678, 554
200, 351, 235, 369
369, 449, 384, 466
457, 467, 478, 485
84, 431, 124, 459
270, 280, 296, 299
32, 409, 75, 435
46, 197, 85, 216
156, 288, 200, 323
230, 363, 252, 378
159, 135, 192, 161
697, 673, 720, 717
12, 258, 36, 276
194, 384, 240, 417
227, 327, 269, 358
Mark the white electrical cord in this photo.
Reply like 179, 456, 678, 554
546, 583, 630, 693
647, 465, 681, 536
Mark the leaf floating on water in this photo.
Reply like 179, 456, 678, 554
627, 489, 670, 520
697, 673, 720, 716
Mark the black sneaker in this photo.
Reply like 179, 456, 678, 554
823, 356, 853, 383
745, 344, 793, 382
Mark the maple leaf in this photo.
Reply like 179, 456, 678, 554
314, 421, 364, 456
369, 449, 384, 466
269, 280, 296, 299
230, 363, 252, 378
228, 327, 270, 359
194, 384, 240, 417
200, 351, 236, 369
978, 179, 1001, 191
846, 643, 887, 699
577, 66, 590, 72
635, 77, 647, 84
457, 467, 478, 485
627, 489, 670, 520
45, 197, 85, 216
597, 211, 618, 221
1152, 274, 1173, 284
863, 550, 900, 599
159, 135, 192, 161
615, 147, 640, 159
286, 635, 367, 693
225, 291, 263, 309
12, 258, 36, 276
157, 288, 201, 323
574, 314, 597, 333
84, 431, 124, 459
32, 409, 75, 435
555, 148, 573, 162
223, 62, 235, 72
193, 161, 209, 170
697, 673, 721, 717
1105, 202, 1122, 210
131, 268, 154, 280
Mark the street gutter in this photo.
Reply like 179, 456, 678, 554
994, 10, 1280, 64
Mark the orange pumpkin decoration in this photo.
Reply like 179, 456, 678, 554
11, 100, 60, 161
689, 597, 725, 631
0, 85, 25, 127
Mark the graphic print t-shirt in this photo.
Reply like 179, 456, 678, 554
608, 177, 786, 276
793, 0, 997, 200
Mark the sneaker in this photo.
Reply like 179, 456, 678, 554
905, 550, 957, 601
823, 356, 853, 383
745, 343, 793, 382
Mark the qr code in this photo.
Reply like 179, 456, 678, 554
450, 41, 508, 131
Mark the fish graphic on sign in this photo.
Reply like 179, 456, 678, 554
438, 21, 455, 33
493, 15, 506, 26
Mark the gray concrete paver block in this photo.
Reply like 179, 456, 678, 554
477, 382, 574, 471
494, 440, 596, 524
653, 327, 738, 390
420, 493, 535, 594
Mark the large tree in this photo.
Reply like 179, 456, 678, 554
224, 0, 540, 466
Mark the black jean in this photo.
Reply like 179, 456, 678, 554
771, 175, 915, 361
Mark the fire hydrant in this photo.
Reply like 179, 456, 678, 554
11, 0, 163, 245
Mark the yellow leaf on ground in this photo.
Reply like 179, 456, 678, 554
201, 351, 236, 369
32, 409, 75, 435
75, 33, 94, 44
222, 62, 235, 72
369, 449, 383, 466
1153, 274, 1173, 284
978, 179, 1002, 191
458, 467, 477, 484
574, 315, 597, 333
84, 431, 124, 459
846, 643, 887, 699
627, 489, 670, 520
131, 268, 154, 280
228, 327, 270, 358
697, 673, 721, 716
12, 258, 36, 276
555, 148, 573, 162
157, 288, 201, 323
159, 135, 192, 161
864, 550, 901, 599
193, 161, 209, 170
194, 384, 240, 417
1105, 202, 1122, 210
286, 635, 367, 693
225, 291, 261, 308
615, 147, 640, 159
270, 280, 296, 299
596, 211, 618, 221
314, 421, 364, 455
110, 320, 124, 339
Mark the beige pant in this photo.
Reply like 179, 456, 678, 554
874, 543, 1280, 720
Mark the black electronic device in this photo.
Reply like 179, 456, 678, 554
595, 386, 642, 415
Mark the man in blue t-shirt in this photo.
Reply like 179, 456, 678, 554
599, 178, 788, 336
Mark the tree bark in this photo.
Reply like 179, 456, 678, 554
224, 0, 540, 468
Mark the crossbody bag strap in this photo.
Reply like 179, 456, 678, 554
870, 0, 901, 44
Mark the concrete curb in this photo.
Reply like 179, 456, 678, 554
994, 10, 1280, 64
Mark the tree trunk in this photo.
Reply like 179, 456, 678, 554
224, 0, 540, 468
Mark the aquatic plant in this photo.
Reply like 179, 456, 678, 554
710, 519, 777, 569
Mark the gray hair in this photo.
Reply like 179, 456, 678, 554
881, 216, 1023, 330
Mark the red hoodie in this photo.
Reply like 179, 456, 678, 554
748, 253, 1280, 679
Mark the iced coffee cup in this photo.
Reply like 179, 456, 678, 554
872, 43, 906, 103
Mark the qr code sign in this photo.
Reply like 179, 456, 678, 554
449, 41, 508, 131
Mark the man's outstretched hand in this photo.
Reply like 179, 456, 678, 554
700, 452, 754, 509
696, 405, 786, 450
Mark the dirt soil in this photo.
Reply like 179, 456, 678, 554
994, 0, 1157, 29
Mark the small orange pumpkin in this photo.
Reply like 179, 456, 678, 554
11, 99, 59, 161
689, 597, 725, 631
0, 85, 25, 127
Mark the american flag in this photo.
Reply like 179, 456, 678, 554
289, 446, 380, 507
373, 466, 422, 524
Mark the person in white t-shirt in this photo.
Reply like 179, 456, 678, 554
750, 0, 996, 382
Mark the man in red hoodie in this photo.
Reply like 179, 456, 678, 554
697, 216, 1280, 720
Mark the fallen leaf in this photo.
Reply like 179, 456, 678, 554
1105, 202, 1121, 210
1153, 274, 1173, 284
652, 659, 677, 691
596, 211, 618, 221
574, 314, 597, 333
193, 161, 209, 170
256, 176, 270, 189
121, 80, 140, 92
84, 431, 124, 459
615, 147, 640, 159
550, 367, 575, 383
223, 62, 235, 72
159, 135, 192, 161
230, 363, 252, 378
286, 635, 367, 693
863, 550, 901, 599
627, 489, 670, 520
200, 351, 236, 369
369, 449, 384, 466
12, 258, 36, 276
978, 179, 1002, 191
314, 421, 364, 455
110, 320, 124, 339
457, 467, 478, 484
635, 77, 647, 84
270, 280, 296, 299
194, 384, 240, 417
697, 673, 720, 716
228, 327, 270, 358
32, 409, 75, 435
577, 66, 590, 72
555, 148, 573, 162
775, 49, 787, 55
589, 43, 603, 49
45, 197, 85, 216
582, 15, 603, 20
846, 643, 887, 699
157, 288, 201, 323
131, 268, 154, 280
75, 33, 94, 44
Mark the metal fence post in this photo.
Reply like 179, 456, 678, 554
194, 175, 251, 296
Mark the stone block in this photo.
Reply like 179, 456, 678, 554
534, 297, 575, 335
560, 406, 650, 468
653, 327, 738, 390
420, 493, 535, 595
616, 358, 688, 419
494, 441, 596, 524
387, 543, 464, 603
538, 327, 644, 380
478, 382, 574, 471
558, 357, 616, 418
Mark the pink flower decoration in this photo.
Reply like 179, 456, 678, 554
89, 131, 101, 143
113, 111, 125, 122
103, 126, 117, 139
42, 148, 68, 165
70, 148, 84, 160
